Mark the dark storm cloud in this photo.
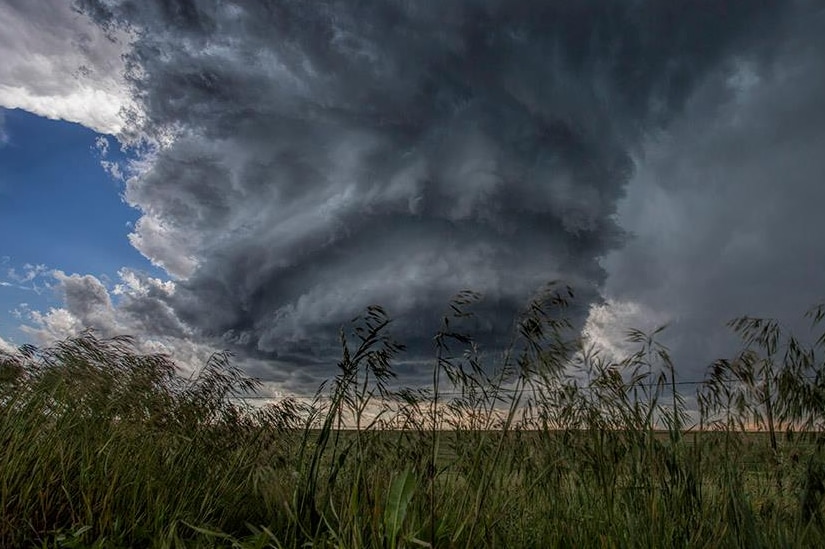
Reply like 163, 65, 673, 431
117, 285, 191, 341
74, 0, 790, 386
603, 3, 825, 382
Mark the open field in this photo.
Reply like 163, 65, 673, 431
2, 290, 825, 547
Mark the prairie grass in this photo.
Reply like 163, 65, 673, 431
2, 285, 825, 547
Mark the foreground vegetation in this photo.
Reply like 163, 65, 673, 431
2, 285, 825, 547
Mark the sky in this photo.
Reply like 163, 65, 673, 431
1, 0, 825, 398
0, 110, 161, 342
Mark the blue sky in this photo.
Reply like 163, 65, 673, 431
0, 108, 162, 344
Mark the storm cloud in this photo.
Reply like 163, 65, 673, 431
0, 0, 133, 134
602, 3, 825, 380
62, 0, 820, 389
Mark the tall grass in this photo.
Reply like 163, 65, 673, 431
2, 285, 825, 547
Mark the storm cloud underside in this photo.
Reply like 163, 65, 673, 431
65, 0, 804, 386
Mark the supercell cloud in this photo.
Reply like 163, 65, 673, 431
44, 0, 817, 389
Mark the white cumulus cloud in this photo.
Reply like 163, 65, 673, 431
0, 335, 16, 353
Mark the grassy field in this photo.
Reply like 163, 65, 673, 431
2, 287, 825, 547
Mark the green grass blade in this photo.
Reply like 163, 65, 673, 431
384, 468, 416, 548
